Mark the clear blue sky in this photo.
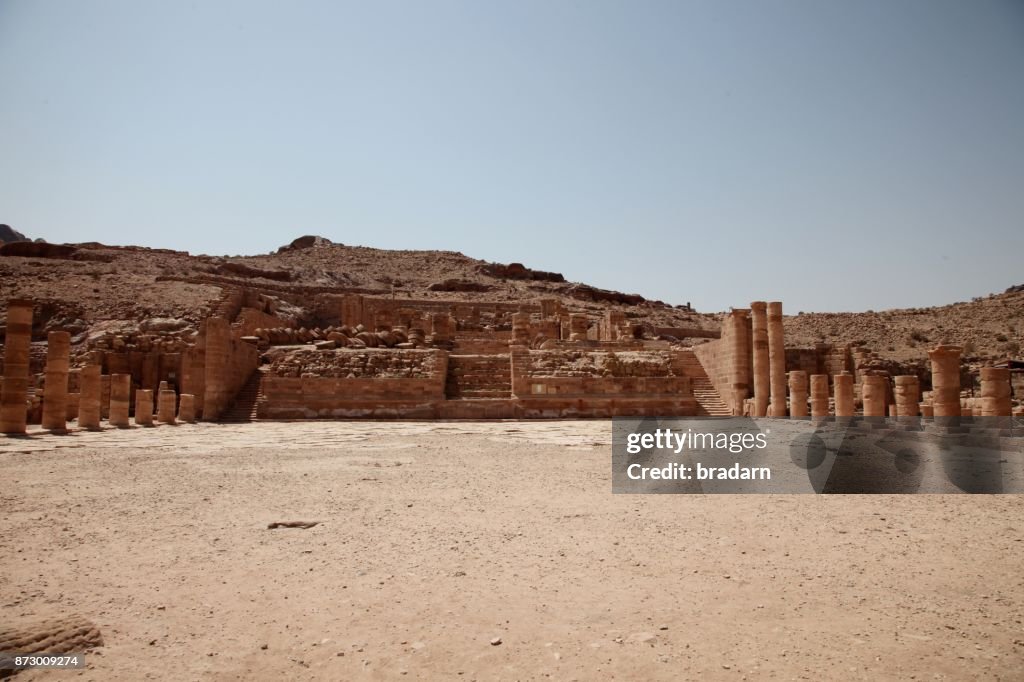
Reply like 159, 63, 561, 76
1, 1, 1022, 312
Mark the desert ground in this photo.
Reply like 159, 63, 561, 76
2, 421, 1023, 680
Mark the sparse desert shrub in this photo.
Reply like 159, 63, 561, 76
962, 340, 976, 355
1003, 341, 1021, 356
909, 330, 928, 343
996, 333, 1009, 342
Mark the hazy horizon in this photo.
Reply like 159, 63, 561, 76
2, 1, 1022, 313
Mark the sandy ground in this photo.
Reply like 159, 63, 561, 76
2, 421, 1023, 681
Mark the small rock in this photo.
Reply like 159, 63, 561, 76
490, 637, 502, 646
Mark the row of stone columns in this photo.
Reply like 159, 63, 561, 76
131, 384, 192, 426
743, 308, 1016, 419
779, 363, 1012, 419
2, 300, 198, 432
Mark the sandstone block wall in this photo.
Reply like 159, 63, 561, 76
202, 317, 259, 420
452, 331, 514, 354
692, 311, 751, 415
259, 349, 448, 419
510, 348, 697, 417
315, 294, 540, 330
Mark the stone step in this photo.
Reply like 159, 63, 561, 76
219, 369, 267, 423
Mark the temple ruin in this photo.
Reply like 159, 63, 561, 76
1, 292, 1021, 434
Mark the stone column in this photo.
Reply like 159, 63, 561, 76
810, 374, 830, 418
834, 372, 855, 418
100, 375, 111, 419
157, 389, 177, 424
41, 331, 71, 432
767, 301, 786, 417
1, 300, 33, 435
511, 312, 531, 346
862, 374, 888, 417
893, 375, 920, 418
750, 301, 770, 417
78, 365, 102, 429
980, 367, 1012, 418
109, 374, 131, 427
134, 389, 154, 426
178, 394, 196, 423
928, 345, 962, 419
788, 371, 808, 418
920, 402, 934, 418
729, 309, 750, 416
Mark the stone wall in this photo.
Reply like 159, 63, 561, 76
259, 348, 448, 419
691, 311, 751, 415
267, 348, 441, 379
654, 327, 720, 340
314, 294, 540, 330
201, 317, 259, 420
785, 348, 821, 377
510, 348, 697, 417
452, 331, 513, 354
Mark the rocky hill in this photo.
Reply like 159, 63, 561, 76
785, 288, 1023, 363
0, 235, 710, 345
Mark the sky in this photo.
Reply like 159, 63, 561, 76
1, 1, 1022, 313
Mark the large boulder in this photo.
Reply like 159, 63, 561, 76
276, 235, 334, 253
479, 261, 565, 282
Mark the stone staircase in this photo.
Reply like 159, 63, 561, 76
219, 368, 267, 423
445, 354, 512, 400
675, 351, 732, 416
